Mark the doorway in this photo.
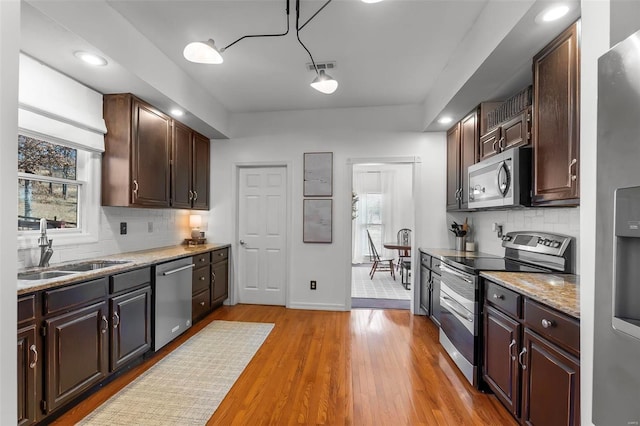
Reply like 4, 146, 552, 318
350, 162, 414, 310
236, 166, 288, 306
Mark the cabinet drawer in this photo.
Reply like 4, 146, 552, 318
110, 267, 151, 294
44, 278, 108, 316
193, 252, 210, 267
192, 266, 210, 295
486, 281, 521, 318
212, 248, 229, 264
18, 294, 37, 325
524, 298, 579, 355
192, 289, 211, 320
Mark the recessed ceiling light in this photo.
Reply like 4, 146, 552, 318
170, 108, 184, 117
74, 51, 108, 66
438, 116, 453, 125
537, 4, 570, 23
362, 0, 384, 3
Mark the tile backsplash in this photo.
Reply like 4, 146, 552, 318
18, 207, 194, 268
448, 207, 580, 272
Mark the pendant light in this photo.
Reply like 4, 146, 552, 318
310, 69, 338, 94
183, 39, 224, 64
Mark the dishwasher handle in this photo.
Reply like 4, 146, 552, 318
162, 264, 195, 276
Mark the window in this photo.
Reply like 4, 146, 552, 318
362, 193, 384, 257
17, 133, 100, 246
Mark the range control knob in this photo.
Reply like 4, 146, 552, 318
544, 240, 551, 246
552, 241, 561, 248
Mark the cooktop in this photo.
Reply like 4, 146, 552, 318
440, 255, 551, 275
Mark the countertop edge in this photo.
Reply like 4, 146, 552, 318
17, 243, 231, 296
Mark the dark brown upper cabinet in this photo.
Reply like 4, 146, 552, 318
447, 109, 478, 211
479, 107, 531, 161
103, 94, 210, 210
103, 94, 171, 208
532, 21, 580, 206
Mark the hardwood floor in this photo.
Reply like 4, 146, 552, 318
53, 305, 516, 425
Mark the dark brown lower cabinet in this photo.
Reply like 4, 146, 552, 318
45, 301, 109, 413
521, 329, 580, 426
212, 259, 228, 306
483, 305, 521, 417
17, 325, 38, 425
109, 286, 152, 372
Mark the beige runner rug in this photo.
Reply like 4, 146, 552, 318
79, 320, 274, 425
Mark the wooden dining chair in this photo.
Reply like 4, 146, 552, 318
366, 230, 395, 280
396, 228, 411, 270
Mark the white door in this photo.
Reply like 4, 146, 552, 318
238, 166, 287, 305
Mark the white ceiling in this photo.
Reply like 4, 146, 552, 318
20, 0, 580, 138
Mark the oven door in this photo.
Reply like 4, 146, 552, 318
439, 283, 475, 362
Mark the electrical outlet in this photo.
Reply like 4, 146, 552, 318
148, 221, 153, 233
310, 280, 317, 290
120, 222, 127, 235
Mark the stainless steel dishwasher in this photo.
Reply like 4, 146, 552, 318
153, 257, 194, 351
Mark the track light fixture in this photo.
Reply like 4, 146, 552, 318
183, 0, 339, 94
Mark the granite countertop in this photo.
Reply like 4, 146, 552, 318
419, 248, 500, 259
480, 271, 580, 319
17, 243, 231, 295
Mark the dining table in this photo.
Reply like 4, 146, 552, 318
383, 242, 411, 289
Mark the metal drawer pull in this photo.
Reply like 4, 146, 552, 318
518, 347, 527, 369
163, 264, 195, 276
113, 312, 120, 329
541, 318, 555, 328
439, 264, 472, 283
493, 294, 504, 300
212, 272, 216, 282
442, 296, 473, 322
200, 258, 206, 262
200, 301, 205, 306
29, 345, 38, 369
200, 276, 205, 281
508, 339, 516, 361
101, 315, 109, 334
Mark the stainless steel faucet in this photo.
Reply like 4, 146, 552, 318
38, 219, 53, 267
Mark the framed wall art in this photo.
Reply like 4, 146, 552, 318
303, 199, 332, 243
303, 152, 333, 197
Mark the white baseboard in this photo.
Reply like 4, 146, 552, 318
287, 302, 348, 311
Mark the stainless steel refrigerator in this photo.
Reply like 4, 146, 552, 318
594, 28, 640, 425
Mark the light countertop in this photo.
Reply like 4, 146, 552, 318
419, 248, 500, 259
17, 243, 230, 295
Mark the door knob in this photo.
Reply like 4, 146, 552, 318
240, 240, 246, 246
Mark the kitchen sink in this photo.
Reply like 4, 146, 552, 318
53, 260, 131, 272
18, 271, 77, 280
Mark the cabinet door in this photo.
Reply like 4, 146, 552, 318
45, 301, 109, 413
430, 272, 442, 326
532, 22, 580, 205
446, 123, 461, 211
521, 329, 580, 426
110, 286, 151, 372
479, 127, 501, 161
132, 100, 171, 207
483, 305, 521, 418
192, 133, 210, 210
460, 110, 478, 209
503, 109, 531, 151
211, 259, 228, 306
171, 121, 193, 209
420, 265, 431, 316
17, 325, 39, 426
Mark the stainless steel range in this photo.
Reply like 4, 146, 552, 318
437, 231, 574, 387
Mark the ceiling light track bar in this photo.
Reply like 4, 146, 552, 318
222, 0, 291, 51
297, 0, 333, 32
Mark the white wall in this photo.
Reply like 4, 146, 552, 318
0, 1, 19, 422
18, 207, 194, 268
210, 105, 448, 310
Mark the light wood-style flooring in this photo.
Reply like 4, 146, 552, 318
54, 305, 516, 425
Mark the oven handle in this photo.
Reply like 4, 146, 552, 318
441, 295, 474, 323
439, 263, 473, 283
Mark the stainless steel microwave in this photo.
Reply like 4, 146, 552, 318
467, 146, 532, 209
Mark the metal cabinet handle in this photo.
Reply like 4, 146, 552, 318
132, 179, 139, 198
212, 272, 216, 283
200, 301, 205, 306
508, 339, 516, 361
200, 276, 205, 281
163, 264, 195, 276
193, 191, 198, 201
493, 294, 504, 300
29, 344, 38, 369
499, 136, 505, 150
188, 190, 194, 201
569, 158, 577, 182
101, 315, 108, 334
492, 140, 499, 153
439, 263, 472, 283
518, 347, 527, 369
113, 312, 120, 329
541, 318, 555, 329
